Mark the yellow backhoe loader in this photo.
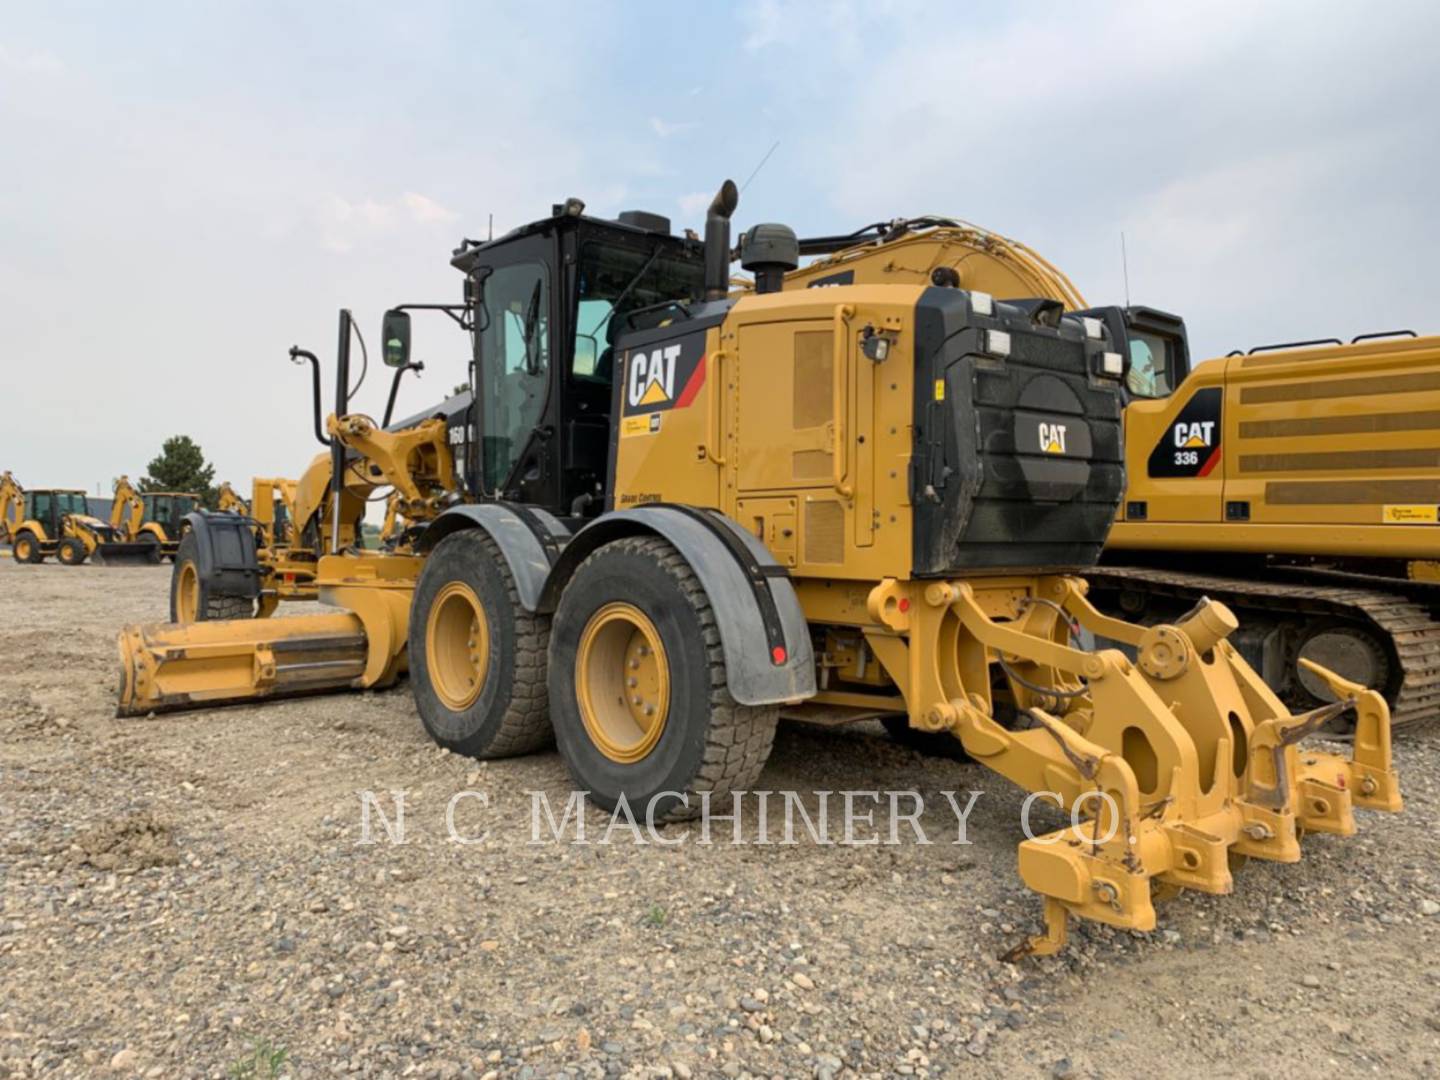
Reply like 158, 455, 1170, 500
778, 217, 1440, 728
109, 475, 201, 563
216, 481, 249, 515
1, 471, 153, 565
115, 185, 1401, 957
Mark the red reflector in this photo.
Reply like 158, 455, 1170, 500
898, 598, 911, 613
1337, 773, 1346, 789
771, 646, 787, 665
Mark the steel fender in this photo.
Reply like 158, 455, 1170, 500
417, 503, 572, 612
185, 510, 262, 598
540, 507, 816, 707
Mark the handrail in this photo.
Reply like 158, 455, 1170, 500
705, 350, 727, 466
832, 304, 855, 497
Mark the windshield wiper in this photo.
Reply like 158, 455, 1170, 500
594, 246, 663, 342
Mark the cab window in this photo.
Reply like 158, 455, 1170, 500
1126, 331, 1177, 399
572, 242, 705, 384
478, 262, 550, 492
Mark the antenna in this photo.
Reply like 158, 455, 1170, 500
1120, 231, 1131, 309
740, 140, 781, 194
488, 213, 493, 242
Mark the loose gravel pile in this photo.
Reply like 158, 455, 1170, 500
1, 560, 1437, 1077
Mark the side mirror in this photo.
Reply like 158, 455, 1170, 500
574, 334, 599, 376
381, 309, 411, 368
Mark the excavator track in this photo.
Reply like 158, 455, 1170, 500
1089, 566, 1440, 730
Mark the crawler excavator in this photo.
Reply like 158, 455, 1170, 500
1, 471, 153, 565
115, 183, 1401, 957
780, 216, 1440, 728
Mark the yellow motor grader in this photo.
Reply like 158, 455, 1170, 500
117, 185, 1401, 956
167, 348, 451, 624
1, 471, 153, 565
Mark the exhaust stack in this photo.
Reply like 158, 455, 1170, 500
703, 179, 739, 301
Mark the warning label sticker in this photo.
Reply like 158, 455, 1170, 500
621, 413, 661, 438
1382, 504, 1440, 524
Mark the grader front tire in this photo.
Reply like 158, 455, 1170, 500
169, 533, 254, 623
408, 529, 552, 758
548, 536, 778, 823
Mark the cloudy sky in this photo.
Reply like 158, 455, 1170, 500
3, 0, 1438, 491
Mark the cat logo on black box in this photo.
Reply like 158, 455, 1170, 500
1148, 386, 1222, 478
1038, 421, 1068, 455
622, 329, 707, 418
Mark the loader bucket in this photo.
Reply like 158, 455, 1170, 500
96, 540, 162, 566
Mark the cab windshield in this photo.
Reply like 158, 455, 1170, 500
55, 492, 89, 516
142, 494, 194, 526
1126, 331, 1177, 399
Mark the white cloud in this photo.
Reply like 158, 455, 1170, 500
318, 192, 457, 252
0, 43, 63, 73
649, 117, 697, 138
401, 192, 458, 224
677, 191, 712, 218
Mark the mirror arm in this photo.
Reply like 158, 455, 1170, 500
289, 346, 330, 447
382, 361, 425, 428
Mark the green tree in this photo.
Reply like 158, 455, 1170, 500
142, 435, 218, 507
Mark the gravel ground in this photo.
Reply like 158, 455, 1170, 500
1, 558, 1438, 1078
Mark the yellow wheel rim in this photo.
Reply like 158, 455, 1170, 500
15, 538, 31, 560
425, 581, 490, 711
576, 602, 670, 764
176, 562, 200, 623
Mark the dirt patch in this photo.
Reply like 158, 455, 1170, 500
66, 811, 180, 873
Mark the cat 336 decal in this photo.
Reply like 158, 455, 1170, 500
1148, 386, 1222, 478
619, 328, 708, 437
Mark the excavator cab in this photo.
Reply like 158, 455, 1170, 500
445, 205, 706, 517
1075, 305, 1191, 402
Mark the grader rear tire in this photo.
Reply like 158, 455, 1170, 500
169, 533, 254, 622
548, 536, 779, 823
57, 538, 88, 566
408, 529, 552, 758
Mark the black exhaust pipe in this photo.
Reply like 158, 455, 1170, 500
703, 179, 739, 301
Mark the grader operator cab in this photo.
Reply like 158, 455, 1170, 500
118, 182, 1401, 957
1, 471, 152, 565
